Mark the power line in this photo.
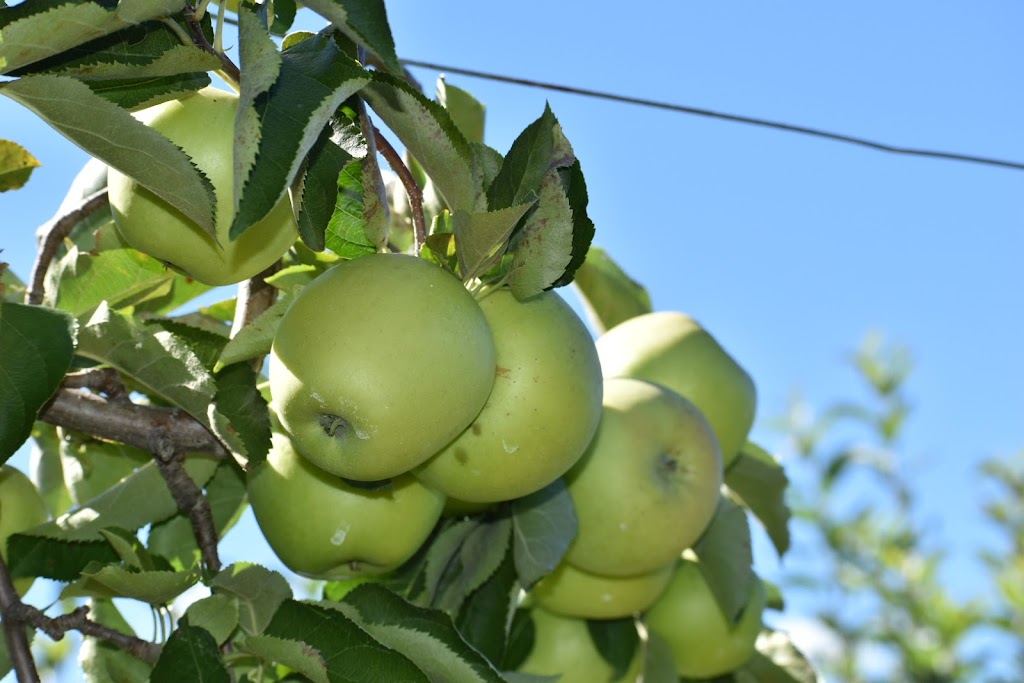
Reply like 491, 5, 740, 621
402, 59, 1024, 173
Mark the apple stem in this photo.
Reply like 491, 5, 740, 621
372, 126, 426, 255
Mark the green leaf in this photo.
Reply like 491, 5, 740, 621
570, 245, 652, 334
325, 158, 378, 258
487, 104, 556, 212
151, 623, 229, 683
437, 77, 486, 145
6, 455, 219, 580
0, 0, 187, 75
213, 363, 271, 466
80, 598, 153, 683
453, 202, 535, 281
0, 302, 76, 463
295, 115, 358, 251
30, 423, 73, 517
265, 599, 430, 682
506, 170, 574, 299
230, 31, 369, 241
642, 631, 679, 683
692, 497, 757, 624
455, 551, 519, 665
1, 74, 216, 234
510, 479, 578, 589
421, 518, 479, 604
433, 516, 511, 613
362, 72, 478, 212
726, 442, 791, 557
185, 594, 240, 646
588, 618, 640, 680
210, 563, 292, 636
235, 634, 329, 683
214, 296, 291, 370
76, 303, 245, 458
338, 583, 507, 683
300, 0, 400, 74
0, 138, 40, 190
62, 563, 200, 604
547, 160, 594, 289
737, 630, 821, 683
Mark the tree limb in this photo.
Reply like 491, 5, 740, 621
373, 128, 426, 254
25, 189, 109, 306
0, 557, 40, 682
150, 448, 222, 574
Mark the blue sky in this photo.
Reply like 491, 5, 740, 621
2, 0, 1023, 676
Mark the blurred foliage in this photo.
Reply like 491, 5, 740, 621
780, 332, 1024, 682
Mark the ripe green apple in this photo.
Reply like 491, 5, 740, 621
645, 557, 766, 679
531, 559, 674, 620
517, 606, 642, 683
107, 86, 298, 286
270, 253, 496, 481
414, 288, 603, 502
564, 377, 722, 577
247, 426, 446, 580
596, 311, 756, 466
0, 466, 49, 595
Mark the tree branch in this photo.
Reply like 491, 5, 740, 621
0, 557, 40, 682
373, 128, 426, 254
184, 2, 240, 86
25, 189, 109, 306
231, 262, 280, 374
39, 389, 229, 459
150, 447, 222, 573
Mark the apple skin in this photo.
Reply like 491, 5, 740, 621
247, 427, 446, 580
107, 86, 298, 286
517, 606, 642, 683
564, 377, 722, 577
531, 559, 674, 620
0, 466, 49, 595
596, 312, 756, 466
414, 288, 603, 503
270, 253, 496, 481
645, 557, 766, 679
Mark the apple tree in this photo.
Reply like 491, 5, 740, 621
0, 1, 822, 681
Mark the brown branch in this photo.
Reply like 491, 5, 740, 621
0, 557, 40, 682
61, 367, 129, 402
184, 2, 240, 86
373, 128, 426, 254
231, 262, 280, 371
26, 189, 109, 306
39, 389, 230, 459
150, 448, 222, 573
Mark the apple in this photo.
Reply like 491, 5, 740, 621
247, 426, 446, 580
531, 559, 674, 620
645, 556, 766, 679
107, 86, 298, 286
564, 377, 722, 577
0, 466, 49, 595
596, 311, 756, 466
414, 288, 603, 503
270, 253, 496, 481
517, 606, 642, 683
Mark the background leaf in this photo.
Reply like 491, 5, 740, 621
570, 245, 652, 333
151, 623, 229, 683
210, 563, 292, 636
0, 138, 40, 190
692, 497, 758, 623
726, 442, 792, 557
299, 0, 401, 74
510, 479, 578, 589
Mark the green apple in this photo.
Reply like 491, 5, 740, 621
0, 466, 49, 595
517, 606, 642, 683
414, 288, 603, 502
564, 377, 722, 577
596, 312, 756, 465
645, 557, 766, 679
531, 559, 674, 620
107, 86, 298, 286
247, 426, 446, 580
270, 253, 496, 481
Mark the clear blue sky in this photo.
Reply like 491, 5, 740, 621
2, 1, 1022, 677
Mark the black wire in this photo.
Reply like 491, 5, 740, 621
402, 59, 1024, 173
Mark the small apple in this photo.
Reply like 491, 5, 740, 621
414, 288, 603, 503
247, 426, 447, 580
517, 606, 642, 683
0, 466, 49, 595
531, 559, 673, 620
645, 556, 766, 679
270, 253, 496, 481
596, 312, 756, 466
564, 377, 722, 577
107, 86, 298, 286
